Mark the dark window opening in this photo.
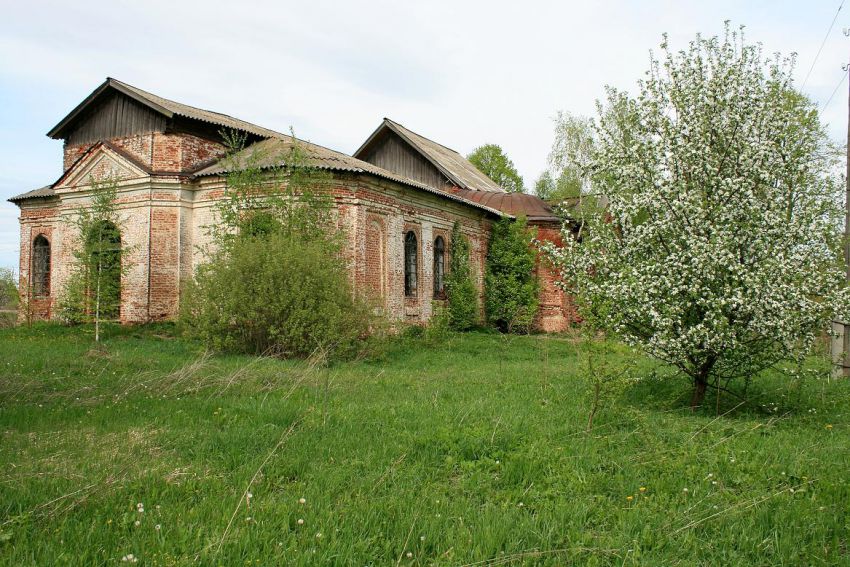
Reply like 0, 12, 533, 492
32, 235, 50, 296
433, 236, 445, 299
86, 220, 122, 320
404, 231, 418, 297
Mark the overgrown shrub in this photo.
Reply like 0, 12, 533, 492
180, 130, 374, 359
181, 231, 369, 358
445, 222, 478, 330
485, 217, 539, 333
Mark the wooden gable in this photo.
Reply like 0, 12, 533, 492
356, 129, 456, 192
64, 91, 167, 146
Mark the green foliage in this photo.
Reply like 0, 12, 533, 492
466, 144, 524, 192
59, 178, 127, 340
181, 231, 369, 359
1, 324, 848, 565
183, 130, 372, 359
0, 268, 17, 328
445, 222, 478, 330
485, 217, 539, 333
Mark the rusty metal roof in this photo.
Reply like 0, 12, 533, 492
453, 189, 560, 223
354, 118, 506, 193
47, 78, 284, 140
8, 185, 56, 203
193, 137, 508, 218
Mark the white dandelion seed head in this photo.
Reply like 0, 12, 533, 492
297, 518, 304, 525
299, 497, 306, 504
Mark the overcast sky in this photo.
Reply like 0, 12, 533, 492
1, 0, 849, 270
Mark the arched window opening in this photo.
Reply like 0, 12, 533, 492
404, 231, 418, 297
32, 235, 50, 296
433, 236, 445, 299
86, 220, 122, 320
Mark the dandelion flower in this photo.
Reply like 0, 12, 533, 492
682, 488, 689, 493
517, 502, 524, 507
626, 495, 634, 501
155, 524, 161, 531
134, 520, 140, 527
299, 497, 306, 505
420, 536, 425, 542
247, 492, 253, 499
245, 517, 252, 522
406, 551, 413, 558
826, 424, 833, 430
297, 518, 304, 525
639, 487, 646, 493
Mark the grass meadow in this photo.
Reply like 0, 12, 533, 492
0, 323, 848, 566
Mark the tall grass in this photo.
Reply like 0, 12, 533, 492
0, 323, 847, 565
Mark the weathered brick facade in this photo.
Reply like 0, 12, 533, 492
12, 78, 577, 331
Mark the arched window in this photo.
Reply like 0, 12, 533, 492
404, 231, 418, 297
433, 236, 445, 299
32, 235, 50, 296
86, 220, 122, 319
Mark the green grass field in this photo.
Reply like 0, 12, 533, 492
0, 324, 848, 566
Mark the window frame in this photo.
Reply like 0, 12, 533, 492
404, 230, 418, 298
31, 234, 51, 297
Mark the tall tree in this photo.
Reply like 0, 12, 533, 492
546, 25, 849, 408
467, 144, 524, 192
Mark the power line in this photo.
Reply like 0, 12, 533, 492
802, 0, 845, 90
822, 66, 849, 111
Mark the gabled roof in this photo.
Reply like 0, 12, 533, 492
194, 137, 508, 218
354, 118, 506, 193
47, 78, 284, 140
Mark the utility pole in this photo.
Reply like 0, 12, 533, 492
841, 30, 850, 377
833, 30, 850, 379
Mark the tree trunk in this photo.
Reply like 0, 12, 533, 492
690, 375, 708, 411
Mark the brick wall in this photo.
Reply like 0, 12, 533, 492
18, 147, 574, 331
63, 131, 226, 174
533, 224, 578, 332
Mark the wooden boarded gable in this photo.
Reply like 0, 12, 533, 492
354, 118, 506, 194
63, 91, 167, 146
356, 126, 457, 192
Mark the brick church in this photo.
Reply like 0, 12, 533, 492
11, 78, 575, 331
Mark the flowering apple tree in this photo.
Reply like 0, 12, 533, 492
546, 26, 849, 408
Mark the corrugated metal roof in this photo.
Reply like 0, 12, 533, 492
354, 119, 506, 193
48, 78, 284, 140
194, 137, 508, 218
8, 185, 56, 203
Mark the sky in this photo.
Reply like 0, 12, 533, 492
1, 0, 849, 271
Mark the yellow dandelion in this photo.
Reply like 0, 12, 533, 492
639, 487, 646, 493
825, 424, 833, 430
626, 495, 634, 501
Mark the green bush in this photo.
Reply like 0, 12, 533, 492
445, 222, 479, 330
0, 268, 17, 328
180, 133, 375, 360
181, 231, 370, 359
485, 217, 539, 333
